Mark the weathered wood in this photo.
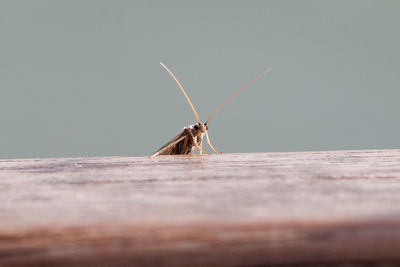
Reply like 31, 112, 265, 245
1, 150, 400, 266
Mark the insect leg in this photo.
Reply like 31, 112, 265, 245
188, 129, 210, 155
198, 138, 203, 155
205, 130, 222, 154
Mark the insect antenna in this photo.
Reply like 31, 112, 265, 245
205, 68, 271, 125
160, 62, 201, 124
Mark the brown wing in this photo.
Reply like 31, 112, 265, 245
151, 128, 194, 158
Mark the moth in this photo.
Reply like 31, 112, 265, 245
151, 62, 270, 158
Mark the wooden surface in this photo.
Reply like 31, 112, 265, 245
1, 149, 400, 266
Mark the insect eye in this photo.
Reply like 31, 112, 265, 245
206, 125, 209, 130
194, 125, 199, 130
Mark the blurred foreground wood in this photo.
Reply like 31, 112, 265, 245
1, 149, 400, 266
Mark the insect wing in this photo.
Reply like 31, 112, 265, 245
151, 128, 189, 157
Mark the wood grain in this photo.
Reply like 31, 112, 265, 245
1, 150, 400, 266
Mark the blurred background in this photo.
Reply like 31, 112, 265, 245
0, 1, 399, 159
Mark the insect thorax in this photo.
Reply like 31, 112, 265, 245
185, 123, 204, 153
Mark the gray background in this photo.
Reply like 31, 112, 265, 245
0, 1, 399, 159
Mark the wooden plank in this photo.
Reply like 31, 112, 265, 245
1, 149, 400, 266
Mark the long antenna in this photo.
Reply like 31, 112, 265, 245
160, 62, 201, 123
205, 68, 271, 125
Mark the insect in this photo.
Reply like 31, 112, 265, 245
151, 62, 271, 158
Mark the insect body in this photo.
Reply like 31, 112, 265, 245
151, 62, 270, 158
152, 122, 208, 157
